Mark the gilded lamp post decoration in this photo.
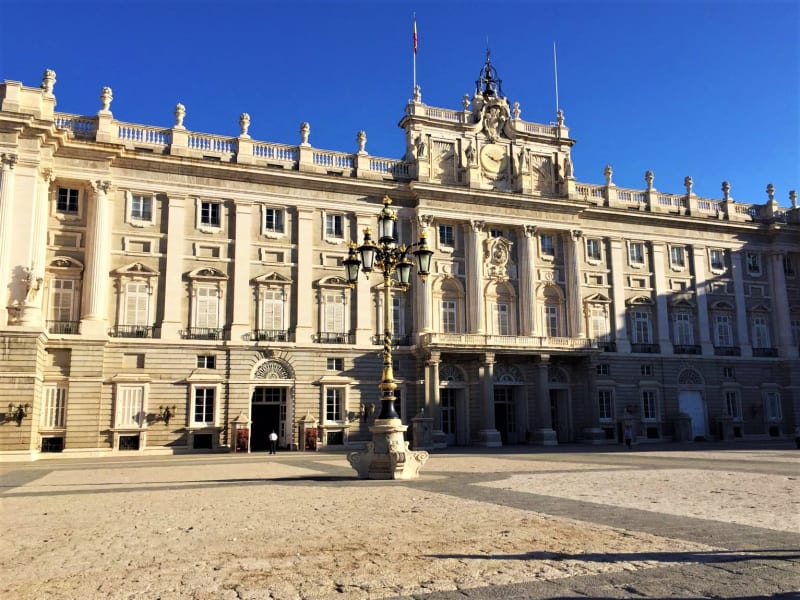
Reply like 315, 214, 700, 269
344, 195, 433, 479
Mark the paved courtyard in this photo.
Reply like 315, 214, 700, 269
1, 442, 798, 599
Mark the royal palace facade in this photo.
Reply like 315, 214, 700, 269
1, 60, 798, 460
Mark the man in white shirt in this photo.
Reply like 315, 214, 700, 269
268, 430, 278, 454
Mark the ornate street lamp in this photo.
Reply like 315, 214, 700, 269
345, 195, 432, 479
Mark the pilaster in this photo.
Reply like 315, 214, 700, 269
691, 244, 714, 355
80, 180, 113, 337
478, 352, 501, 446
532, 357, 557, 445
18, 168, 53, 326
354, 213, 375, 346
465, 220, 485, 334
0, 154, 17, 326
651, 242, 673, 354
770, 252, 798, 358
230, 200, 253, 341
730, 252, 752, 357
608, 238, 630, 352
567, 230, 584, 337
518, 225, 537, 336
160, 194, 186, 338
294, 207, 314, 343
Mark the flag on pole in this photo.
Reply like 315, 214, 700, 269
413, 17, 418, 54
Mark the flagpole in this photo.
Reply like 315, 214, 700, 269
553, 41, 560, 114
413, 14, 417, 95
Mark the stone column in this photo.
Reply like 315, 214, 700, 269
426, 352, 446, 448
566, 230, 584, 337
608, 238, 630, 352
518, 225, 537, 335
691, 244, 713, 355
532, 356, 557, 445
478, 352, 501, 446
0, 153, 17, 326
355, 213, 374, 346
730, 251, 752, 357
650, 242, 673, 354
770, 252, 798, 358
19, 168, 53, 326
230, 200, 253, 341
160, 195, 186, 338
465, 220, 486, 333
294, 207, 314, 343
80, 180, 113, 337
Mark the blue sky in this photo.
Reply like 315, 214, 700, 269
1, 0, 797, 206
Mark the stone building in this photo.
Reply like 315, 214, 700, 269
1, 58, 798, 460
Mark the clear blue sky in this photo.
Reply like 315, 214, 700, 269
1, 0, 798, 206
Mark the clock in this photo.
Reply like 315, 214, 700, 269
480, 143, 508, 176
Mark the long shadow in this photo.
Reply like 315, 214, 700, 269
426, 548, 800, 564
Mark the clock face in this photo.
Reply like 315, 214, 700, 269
480, 143, 508, 175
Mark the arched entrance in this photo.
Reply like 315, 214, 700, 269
251, 358, 294, 451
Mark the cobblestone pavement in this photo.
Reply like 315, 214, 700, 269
1, 441, 798, 599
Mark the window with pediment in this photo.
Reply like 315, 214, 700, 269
254, 272, 291, 340
188, 267, 228, 334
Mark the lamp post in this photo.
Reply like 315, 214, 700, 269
344, 195, 433, 480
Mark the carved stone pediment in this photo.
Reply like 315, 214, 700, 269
115, 262, 159, 277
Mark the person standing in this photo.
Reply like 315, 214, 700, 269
268, 430, 278, 455
624, 425, 634, 450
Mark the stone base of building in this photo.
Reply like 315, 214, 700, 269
347, 419, 429, 480
477, 428, 502, 447
581, 427, 613, 444
531, 428, 558, 446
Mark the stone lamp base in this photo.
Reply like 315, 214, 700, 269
347, 419, 429, 480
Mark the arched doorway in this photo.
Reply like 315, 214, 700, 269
251, 358, 294, 451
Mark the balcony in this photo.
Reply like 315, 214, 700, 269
371, 333, 412, 347
109, 325, 155, 338
315, 332, 355, 344
180, 328, 225, 341
674, 344, 701, 355
630, 343, 660, 354
714, 346, 741, 356
752, 347, 778, 357
46, 320, 80, 335
251, 329, 294, 342
419, 333, 598, 352
599, 341, 617, 352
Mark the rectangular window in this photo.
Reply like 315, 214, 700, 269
725, 391, 741, 420
783, 255, 795, 277
596, 364, 610, 376
723, 366, 734, 378
494, 303, 510, 335
193, 387, 215, 425
641, 390, 658, 421
641, 364, 653, 376
325, 387, 343, 422
746, 252, 761, 275
41, 385, 67, 429
545, 305, 559, 337
540, 234, 555, 257
260, 289, 284, 331
324, 293, 345, 332
714, 314, 734, 347
391, 297, 403, 338
765, 391, 781, 421
196, 355, 216, 369
441, 300, 457, 333
326, 358, 343, 371
490, 229, 503, 238
51, 279, 76, 321
598, 390, 613, 421
131, 195, 153, 221
629, 242, 644, 265
438, 224, 454, 247
710, 249, 725, 271
791, 319, 800, 346
631, 310, 652, 344
264, 208, 284, 233
325, 214, 344, 238
586, 238, 601, 261
590, 307, 609, 342
673, 312, 694, 345
751, 316, 770, 348
670, 246, 685, 267
116, 385, 145, 428
57, 188, 79, 214
200, 201, 221, 226
195, 286, 219, 328
440, 388, 456, 434
125, 281, 150, 326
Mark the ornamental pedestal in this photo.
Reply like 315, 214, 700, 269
347, 419, 429, 480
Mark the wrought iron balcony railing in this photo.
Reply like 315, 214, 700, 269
46, 320, 80, 335
714, 346, 741, 356
371, 333, 411, 346
251, 329, 294, 342
419, 333, 598, 351
180, 328, 225, 340
673, 344, 701, 355
752, 347, 778, 357
109, 325, 155, 338
315, 332, 355, 344
630, 343, 660, 354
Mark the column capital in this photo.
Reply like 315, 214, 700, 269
569, 229, 583, 241
522, 224, 538, 238
418, 214, 434, 229
90, 179, 112, 195
482, 352, 495, 365
469, 219, 486, 233
40, 168, 55, 184
1, 153, 18, 169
